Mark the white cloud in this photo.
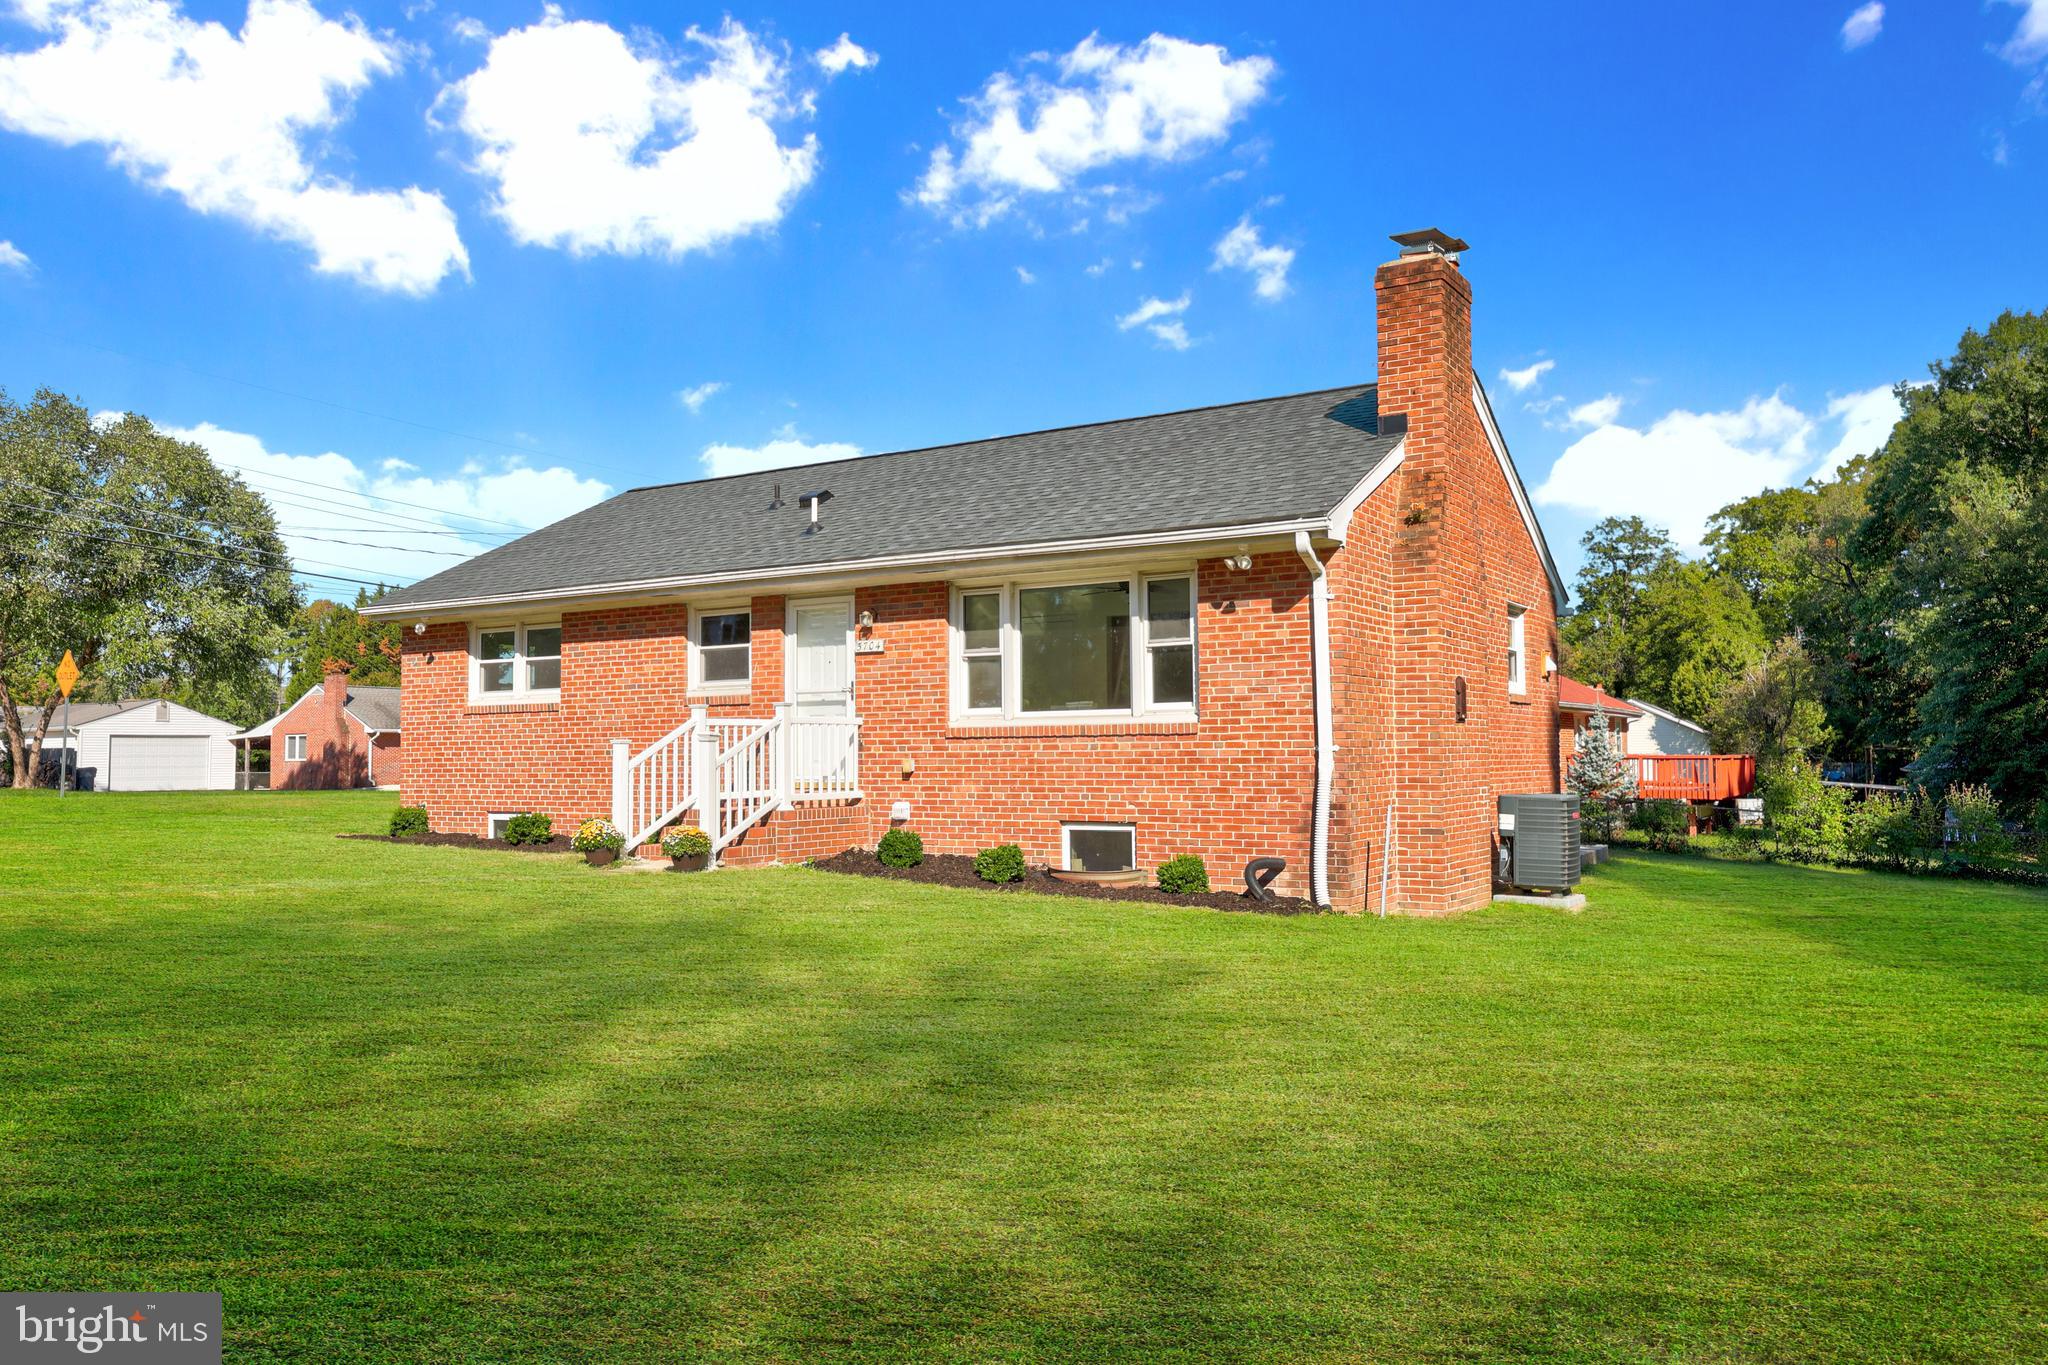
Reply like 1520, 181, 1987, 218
1817, 384, 1903, 477
448, 14, 487, 44
913, 32, 1275, 225
1147, 319, 1192, 351
1210, 214, 1292, 300
1568, 394, 1624, 428
1116, 291, 1193, 349
813, 33, 875, 76
444, 14, 819, 259
1999, 0, 2048, 65
1532, 391, 1888, 552
0, 239, 29, 272
1084, 256, 1113, 276
677, 380, 725, 414
0, 0, 467, 294
700, 425, 861, 479
1840, 3, 1884, 50
1014, 265, 1036, 284
167, 420, 610, 587
1499, 359, 1555, 392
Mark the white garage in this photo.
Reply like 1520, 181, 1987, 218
108, 734, 217, 791
23, 698, 241, 791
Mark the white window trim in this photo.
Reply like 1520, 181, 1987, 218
1061, 822, 1137, 872
690, 602, 753, 694
486, 812, 518, 840
283, 733, 307, 762
1507, 604, 1528, 696
469, 620, 562, 704
948, 565, 1199, 723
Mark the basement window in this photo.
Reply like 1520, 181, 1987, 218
1063, 823, 1136, 872
487, 813, 517, 841
283, 734, 307, 762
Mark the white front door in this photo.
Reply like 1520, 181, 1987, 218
789, 598, 854, 718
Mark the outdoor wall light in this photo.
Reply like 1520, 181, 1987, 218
858, 609, 875, 629
413, 621, 426, 636
1225, 553, 1253, 571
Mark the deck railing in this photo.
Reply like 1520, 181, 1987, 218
1628, 753, 1757, 801
612, 704, 863, 858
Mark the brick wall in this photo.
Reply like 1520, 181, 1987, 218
368, 731, 403, 788
401, 561, 1323, 899
1323, 248, 1563, 915
269, 668, 372, 790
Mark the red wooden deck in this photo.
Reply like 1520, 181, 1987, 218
1628, 754, 1756, 801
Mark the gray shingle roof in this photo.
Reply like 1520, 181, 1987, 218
373, 384, 1399, 612
21, 701, 149, 735
342, 686, 402, 731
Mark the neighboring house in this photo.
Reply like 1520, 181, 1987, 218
231, 665, 402, 790
18, 699, 239, 790
1557, 678, 1640, 776
365, 229, 1569, 913
1625, 698, 1712, 756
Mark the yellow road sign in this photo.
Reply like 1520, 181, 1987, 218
55, 650, 79, 699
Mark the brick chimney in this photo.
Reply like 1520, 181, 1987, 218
322, 659, 352, 779
1375, 229, 1492, 914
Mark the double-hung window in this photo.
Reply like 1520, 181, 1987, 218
283, 733, 307, 762
693, 607, 752, 691
1506, 605, 1528, 695
473, 622, 562, 702
953, 570, 1197, 719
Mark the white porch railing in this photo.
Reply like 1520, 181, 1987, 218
611, 704, 863, 860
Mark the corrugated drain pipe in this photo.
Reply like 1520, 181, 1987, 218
1293, 531, 1334, 907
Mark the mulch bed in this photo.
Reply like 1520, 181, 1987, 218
810, 849, 1321, 915
339, 832, 576, 854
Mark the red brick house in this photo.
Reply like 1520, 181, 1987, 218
231, 664, 402, 790
365, 230, 1567, 913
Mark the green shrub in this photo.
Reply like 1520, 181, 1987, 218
388, 806, 428, 838
876, 828, 924, 868
1631, 799, 1690, 835
1760, 760, 1824, 826
502, 813, 552, 846
1947, 784, 2014, 859
660, 825, 711, 859
974, 843, 1025, 883
1155, 854, 1210, 895
1770, 779, 1850, 859
1579, 799, 1617, 844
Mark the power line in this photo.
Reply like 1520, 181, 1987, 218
243, 487, 521, 539
227, 465, 536, 532
9, 481, 467, 566
5, 493, 418, 587
30, 519, 410, 592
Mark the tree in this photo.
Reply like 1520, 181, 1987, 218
1565, 706, 1638, 841
1559, 516, 1679, 698
1626, 560, 1768, 722
1853, 311, 2048, 806
1708, 635, 1832, 776
0, 389, 297, 785
281, 591, 402, 707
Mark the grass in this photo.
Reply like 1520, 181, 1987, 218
1, 790, 2043, 1362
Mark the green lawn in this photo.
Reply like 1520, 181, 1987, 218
1, 791, 2043, 1362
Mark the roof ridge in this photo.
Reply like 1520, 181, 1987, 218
623, 382, 1377, 496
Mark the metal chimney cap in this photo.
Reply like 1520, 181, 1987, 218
1391, 228, 1470, 257
798, 488, 834, 505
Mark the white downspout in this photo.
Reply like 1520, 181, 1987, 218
1294, 531, 1334, 907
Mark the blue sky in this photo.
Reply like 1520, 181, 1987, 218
3, 0, 2045, 596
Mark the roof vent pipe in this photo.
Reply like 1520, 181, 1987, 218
768, 481, 784, 510
800, 489, 833, 533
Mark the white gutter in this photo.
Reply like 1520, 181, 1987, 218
361, 516, 1336, 619
1293, 530, 1334, 908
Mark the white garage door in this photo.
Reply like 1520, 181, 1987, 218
109, 735, 213, 791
